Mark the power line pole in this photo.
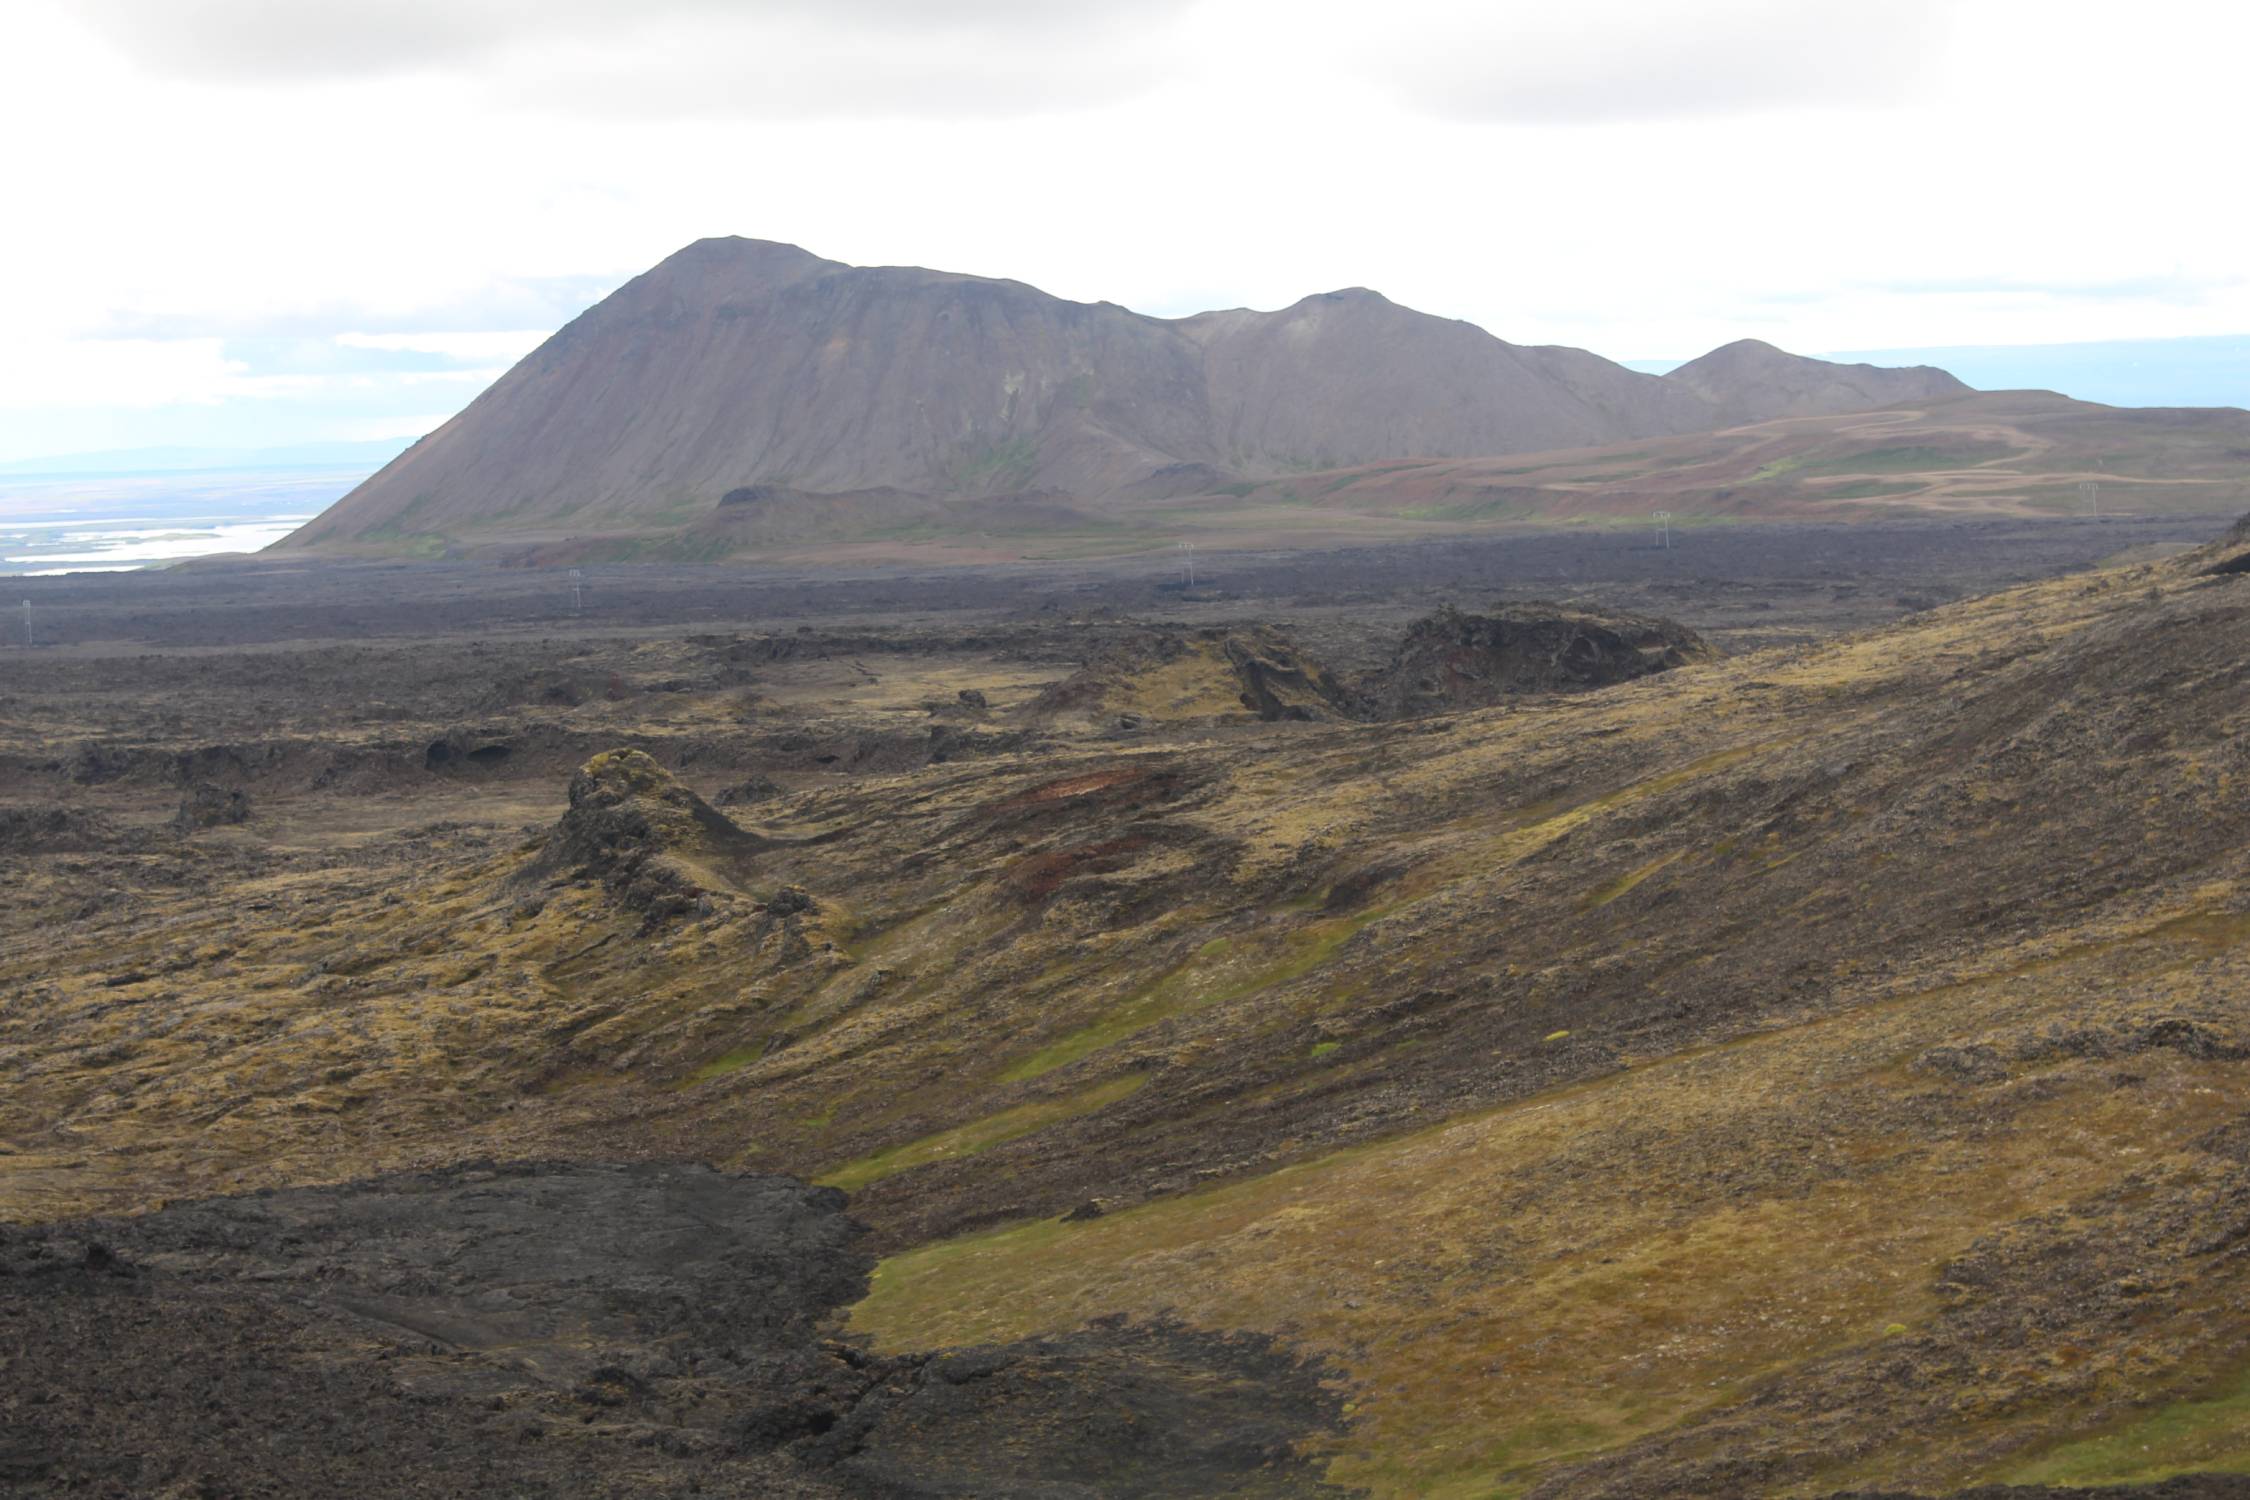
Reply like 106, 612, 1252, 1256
569, 568, 584, 616
20, 599, 29, 649
1654, 511, 1672, 550
2080, 481, 2099, 518
1178, 543, 1196, 587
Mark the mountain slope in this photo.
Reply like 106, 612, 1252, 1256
1176, 286, 1713, 471
283, 238, 1217, 547
1668, 336, 1971, 423
280, 237, 1968, 555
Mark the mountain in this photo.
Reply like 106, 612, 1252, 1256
279, 237, 1967, 556
1665, 337, 1971, 423
1174, 286, 1714, 473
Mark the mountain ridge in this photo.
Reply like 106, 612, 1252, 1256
279, 236, 1977, 554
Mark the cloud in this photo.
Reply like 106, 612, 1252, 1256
1854, 273, 2245, 305
86, 277, 624, 345
0, 338, 247, 409
335, 330, 553, 362
0, 333, 513, 415
63, 0, 1192, 116
1350, 0, 1952, 123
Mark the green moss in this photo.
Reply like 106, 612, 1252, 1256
1998, 1357, 2250, 1485
999, 922, 1365, 1083
1310, 1041, 1341, 1059
1580, 849, 1689, 909
948, 435, 1041, 490
1817, 480, 1929, 500
684, 1044, 765, 1085
815, 1073, 1147, 1192
1320, 462, 1427, 496
1797, 443, 2015, 476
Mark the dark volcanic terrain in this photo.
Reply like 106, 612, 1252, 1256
8, 512, 2250, 1496
3, 1161, 1351, 1497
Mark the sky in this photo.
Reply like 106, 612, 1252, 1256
3, 0, 2245, 465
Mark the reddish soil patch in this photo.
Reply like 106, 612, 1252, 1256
990, 767, 1147, 813
1005, 837, 1151, 901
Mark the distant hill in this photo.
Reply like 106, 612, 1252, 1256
1217, 390, 2250, 533
278, 237, 1980, 557
1638, 333, 2250, 410
1664, 338, 1969, 424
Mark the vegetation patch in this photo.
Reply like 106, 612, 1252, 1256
1996, 1356, 2250, 1486
853, 973, 2250, 1498
1580, 848, 1690, 909
1815, 480, 1928, 500
1796, 442, 2017, 476
947, 435, 1041, 490
1000, 919, 1366, 1083
816, 1074, 1148, 1192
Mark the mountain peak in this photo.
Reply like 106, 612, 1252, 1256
1666, 337, 1970, 423
1698, 337, 1788, 359
638, 235, 843, 291
663, 234, 829, 265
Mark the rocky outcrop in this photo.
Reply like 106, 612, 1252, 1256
1358, 602, 1713, 717
715, 773, 786, 806
1221, 631, 1357, 722
523, 748, 767, 920
1028, 626, 1354, 727
0, 806, 127, 853
2196, 510, 2250, 575
173, 782, 249, 831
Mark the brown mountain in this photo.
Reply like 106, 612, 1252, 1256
1173, 286, 1717, 474
281, 238, 1968, 555
1666, 336, 1970, 424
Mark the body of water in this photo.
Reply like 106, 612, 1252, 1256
0, 466, 365, 576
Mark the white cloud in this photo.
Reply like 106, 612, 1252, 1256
0, 339, 247, 409
0, 337, 515, 415
335, 330, 554, 361
65, 0, 1190, 116
3, 0, 2247, 461
1346, 0, 1950, 122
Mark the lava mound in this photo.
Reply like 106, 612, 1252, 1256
1358, 601, 1712, 717
522, 747, 769, 918
1, 1162, 1356, 1497
2196, 510, 2250, 575
1028, 626, 1355, 727
0, 805, 128, 854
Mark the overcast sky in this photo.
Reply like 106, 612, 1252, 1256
4, 0, 2244, 462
